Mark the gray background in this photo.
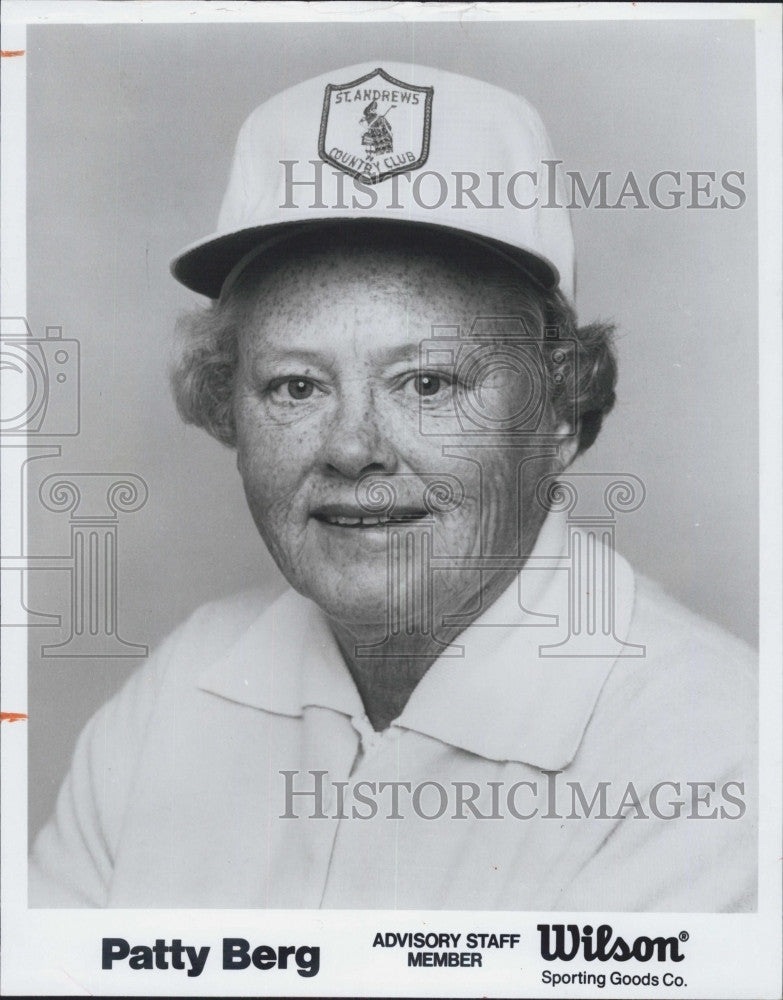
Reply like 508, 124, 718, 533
25, 18, 758, 842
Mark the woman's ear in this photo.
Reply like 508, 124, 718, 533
554, 421, 579, 471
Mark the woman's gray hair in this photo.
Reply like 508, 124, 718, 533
170, 226, 617, 455
170, 289, 245, 447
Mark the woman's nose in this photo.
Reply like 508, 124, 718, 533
321, 389, 398, 479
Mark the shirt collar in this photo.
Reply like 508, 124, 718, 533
197, 511, 636, 770
196, 585, 365, 719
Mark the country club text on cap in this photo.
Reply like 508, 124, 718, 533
171, 62, 575, 301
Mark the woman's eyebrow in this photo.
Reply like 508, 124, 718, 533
369, 343, 423, 366
249, 347, 336, 368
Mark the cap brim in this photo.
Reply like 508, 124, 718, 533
171, 218, 560, 300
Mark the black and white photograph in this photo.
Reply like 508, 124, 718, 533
1, 2, 780, 997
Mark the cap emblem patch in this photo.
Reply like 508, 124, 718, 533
318, 67, 433, 185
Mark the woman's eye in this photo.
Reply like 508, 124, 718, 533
286, 378, 314, 400
413, 373, 443, 397
269, 377, 317, 401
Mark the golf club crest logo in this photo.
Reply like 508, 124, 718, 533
319, 67, 433, 185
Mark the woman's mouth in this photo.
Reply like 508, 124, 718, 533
312, 507, 430, 528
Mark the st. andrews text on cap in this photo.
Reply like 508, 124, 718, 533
170, 62, 575, 301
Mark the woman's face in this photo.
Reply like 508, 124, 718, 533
232, 239, 570, 631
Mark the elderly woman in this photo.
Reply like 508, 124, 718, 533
30, 63, 755, 911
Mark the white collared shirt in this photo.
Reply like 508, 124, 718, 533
30, 514, 757, 910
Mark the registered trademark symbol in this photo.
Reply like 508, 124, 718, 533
679, 931, 689, 942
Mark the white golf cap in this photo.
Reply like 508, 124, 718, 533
171, 62, 575, 301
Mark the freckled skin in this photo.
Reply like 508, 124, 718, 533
232, 241, 575, 728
